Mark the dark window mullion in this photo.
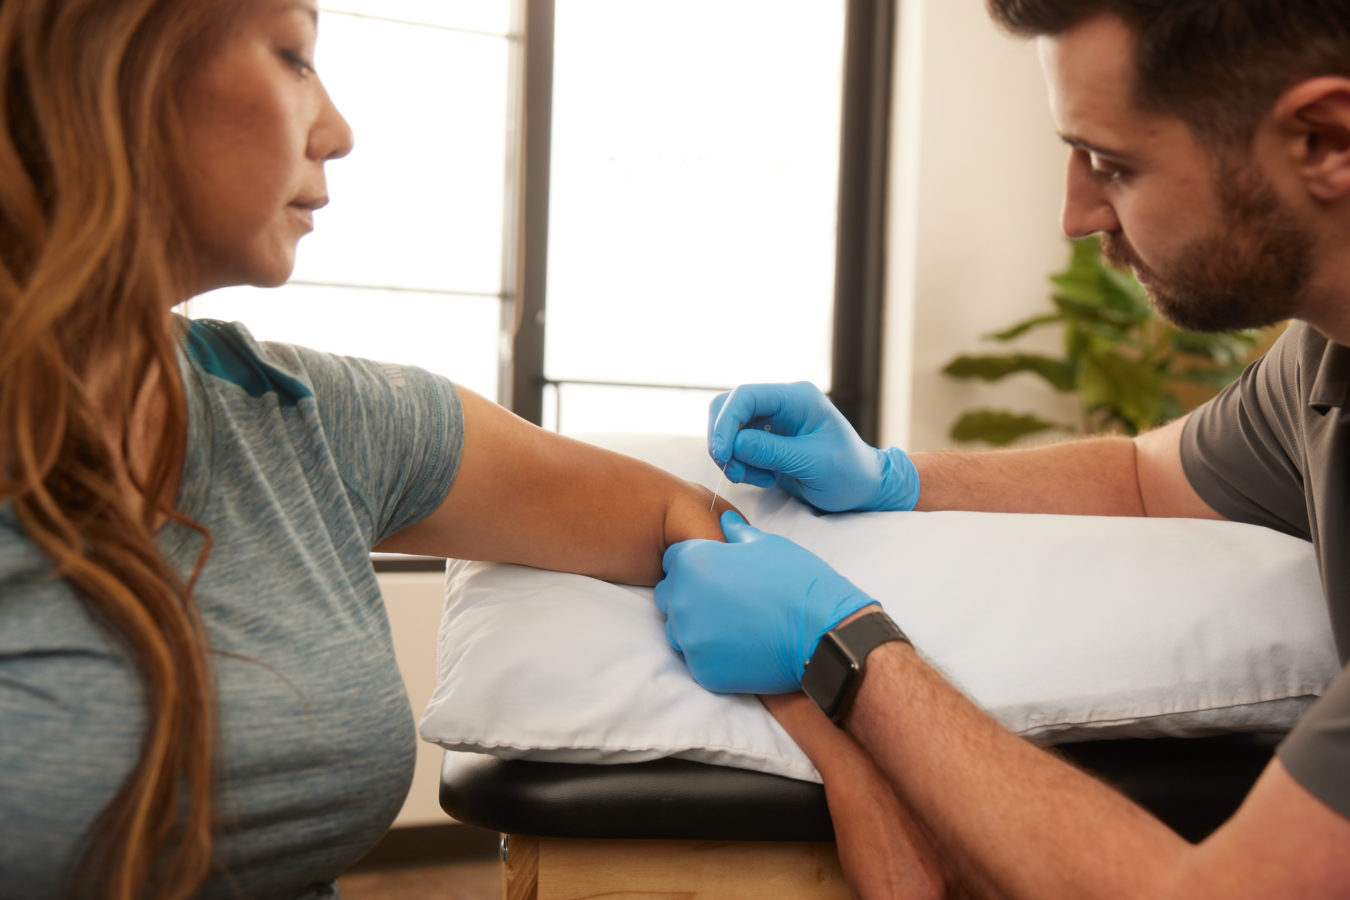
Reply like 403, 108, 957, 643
830, 0, 895, 447
502, 0, 553, 423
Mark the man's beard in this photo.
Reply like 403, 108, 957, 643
1099, 161, 1315, 333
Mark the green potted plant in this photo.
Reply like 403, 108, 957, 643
942, 238, 1260, 446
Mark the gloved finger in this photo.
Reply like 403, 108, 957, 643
709, 386, 754, 465
733, 427, 814, 478
661, 537, 701, 577
710, 384, 808, 464
721, 456, 750, 485
707, 391, 730, 462
663, 610, 683, 653
652, 575, 672, 615
720, 509, 761, 543
739, 465, 777, 489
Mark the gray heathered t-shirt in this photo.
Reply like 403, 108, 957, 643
1181, 321, 1350, 820
0, 319, 463, 898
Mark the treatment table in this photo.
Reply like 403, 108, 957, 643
441, 731, 1280, 899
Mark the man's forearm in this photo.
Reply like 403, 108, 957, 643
761, 693, 954, 900
845, 640, 1189, 899
910, 436, 1147, 516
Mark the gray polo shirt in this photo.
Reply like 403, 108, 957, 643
0, 320, 463, 897
1181, 321, 1350, 819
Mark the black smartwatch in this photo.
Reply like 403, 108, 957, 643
801, 609, 909, 725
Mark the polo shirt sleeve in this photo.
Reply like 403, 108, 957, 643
1179, 325, 1312, 541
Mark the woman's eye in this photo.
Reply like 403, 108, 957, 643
281, 50, 315, 77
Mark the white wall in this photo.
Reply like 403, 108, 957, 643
380, 570, 455, 828
881, 0, 1078, 451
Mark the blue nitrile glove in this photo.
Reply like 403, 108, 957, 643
707, 382, 920, 513
653, 510, 879, 694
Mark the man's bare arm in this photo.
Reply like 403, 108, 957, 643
912, 415, 1224, 520
843, 634, 1350, 899
760, 693, 959, 900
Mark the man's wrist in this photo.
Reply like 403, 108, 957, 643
836, 603, 884, 629
871, 446, 920, 512
803, 607, 909, 724
838, 637, 913, 730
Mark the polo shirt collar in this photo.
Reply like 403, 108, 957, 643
1309, 334, 1350, 413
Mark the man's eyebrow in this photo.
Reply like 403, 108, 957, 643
1058, 133, 1133, 162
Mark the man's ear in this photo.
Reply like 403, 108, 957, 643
1274, 77, 1350, 202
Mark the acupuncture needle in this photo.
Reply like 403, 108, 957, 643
708, 462, 730, 511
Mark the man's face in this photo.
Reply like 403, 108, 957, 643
1037, 13, 1315, 332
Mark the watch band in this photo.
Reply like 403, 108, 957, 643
833, 609, 908, 656
802, 610, 909, 725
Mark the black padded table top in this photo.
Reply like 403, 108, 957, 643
441, 732, 1282, 843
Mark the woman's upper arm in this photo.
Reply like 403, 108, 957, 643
375, 386, 728, 584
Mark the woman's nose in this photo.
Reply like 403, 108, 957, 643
310, 80, 354, 162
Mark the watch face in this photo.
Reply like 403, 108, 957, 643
801, 633, 861, 719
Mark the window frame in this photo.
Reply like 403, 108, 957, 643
375, 0, 894, 573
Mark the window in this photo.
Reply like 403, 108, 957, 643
183, 0, 892, 443
539, 0, 847, 436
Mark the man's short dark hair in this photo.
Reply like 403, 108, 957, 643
986, 0, 1350, 149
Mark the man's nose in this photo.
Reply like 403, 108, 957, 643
1061, 150, 1119, 238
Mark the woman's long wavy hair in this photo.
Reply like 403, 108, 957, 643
1, 1, 244, 896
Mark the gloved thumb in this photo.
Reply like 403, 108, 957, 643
719, 509, 760, 543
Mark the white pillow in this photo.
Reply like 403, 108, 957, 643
419, 434, 1338, 784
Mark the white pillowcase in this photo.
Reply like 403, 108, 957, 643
420, 434, 1338, 784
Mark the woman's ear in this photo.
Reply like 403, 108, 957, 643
1274, 77, 1350, 203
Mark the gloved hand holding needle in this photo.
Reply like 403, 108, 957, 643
707, 382, 921, 513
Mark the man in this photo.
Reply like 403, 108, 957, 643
654, 2, 1350, 896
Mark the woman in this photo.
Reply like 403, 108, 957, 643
0, 1, 732, 896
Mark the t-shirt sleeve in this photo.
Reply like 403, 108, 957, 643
1179, 325, 1312, 541
268, 343, 465, 547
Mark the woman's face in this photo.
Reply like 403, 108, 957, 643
175, 0, 353, 295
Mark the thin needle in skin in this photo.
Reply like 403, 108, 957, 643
708, 463, 729, 511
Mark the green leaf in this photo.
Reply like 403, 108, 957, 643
942, 353, 1077, 391
1052, 293, 1138, 328
1168, 329, 1260, 366
985, 313, 1064, 342
1048, 238, 1112, 307
1078, 351, 1166, 432
1098, 266, 1152, 319
948, 410, 1069, 446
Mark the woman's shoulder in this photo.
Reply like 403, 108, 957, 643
178, 317, 315, 405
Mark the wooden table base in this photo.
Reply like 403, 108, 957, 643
501, 834, 850, 900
